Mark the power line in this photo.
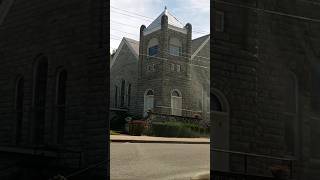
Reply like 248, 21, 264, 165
111, 20, 140, 29
214, 0, 320, 23
111, 6, 153, 20
110, 28, 138, 36
110, 6, 209, 34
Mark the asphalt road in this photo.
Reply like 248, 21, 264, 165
110, 142, 209, 180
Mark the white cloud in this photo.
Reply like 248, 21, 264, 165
110, 0, 210, 53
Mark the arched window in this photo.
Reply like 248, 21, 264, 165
115, 86, 118, 107
127, 83, 131, 106
285, 72, 298, 113
56, 69, 67, 144
15, 76, 24, 144
144, 89, 154, 117
32, 56, 48, 145
120, 80, 125, 107
171, 89, 182, 116
146, 90, 154, 96
148, 38, 159, 56
210, 89, 230, 172
169, 37, 182, 56
284, 72, 298, 155
211, 93, 222, 112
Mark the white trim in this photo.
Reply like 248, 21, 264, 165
110, 38, 139, 69
171, 89, 182, 97
168, 25, 187, 34
144, 26, 187, 36
191, 35, 210, 60
0, 0, 15, 26
143, 26, 161, 36
155, 106, 201, 113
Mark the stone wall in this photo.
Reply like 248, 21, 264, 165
0, 0, 108, 179
213, 0, 320, 179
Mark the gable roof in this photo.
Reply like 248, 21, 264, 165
111, 34, 210, 67
110, 37, 139, 68
124, 37, 139, 56
191, 34, 210, 60
144, 8, 187, 35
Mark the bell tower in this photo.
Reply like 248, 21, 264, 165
137, 7, 193, 117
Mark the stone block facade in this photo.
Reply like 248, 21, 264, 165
0, 0, 108, 179
212, 0, 320, 179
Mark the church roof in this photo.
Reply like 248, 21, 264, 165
110, 37, 139, 68
191, 34, 210, 54
124, 37, 139, 56
144, 8, 187, 35
111, 33, 210, 69
191, 34, 210, 60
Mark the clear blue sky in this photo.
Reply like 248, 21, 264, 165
110, 0, 210, 53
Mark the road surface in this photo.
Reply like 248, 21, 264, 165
110, 142, 209, 180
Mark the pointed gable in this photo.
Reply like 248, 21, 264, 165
191, 34, 210, 60
144, 8, 187, 35
111, 37, 139, 68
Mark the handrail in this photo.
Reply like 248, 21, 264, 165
212, 148, 296, 161
65, 160, 107, 179
212, 148, 295, 179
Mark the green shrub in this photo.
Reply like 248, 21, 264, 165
110, 111, 130, 131
151, 121, 201, 138
128, 120, 146, 136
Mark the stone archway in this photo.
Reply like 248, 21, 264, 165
143, 89, 154, 117
211, 88, 230, 172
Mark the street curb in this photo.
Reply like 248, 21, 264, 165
190, 172, 210, 180
110, 139, 210, 144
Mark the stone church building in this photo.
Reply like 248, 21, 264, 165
0, 0, 108, 179
212, 1, 320, 179
110, 8, 210, 120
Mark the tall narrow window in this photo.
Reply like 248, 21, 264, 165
171, 90, 182, 116
171, 63, 175, 71
169, 38, 182, 56
144, 89, 154, 117
284, 72, 298, 155
148, 38, 159, 57
211, 93, 222, 112
148, 45, 159, 56
56, 69, 67, 144
33, 56, 48, 145
215, 11, 225, 32
127, 84, 131, 106
115, 86, 118, 107
177, 64, 181, 72
15, 77, 24, 144
120, 80, 125, 107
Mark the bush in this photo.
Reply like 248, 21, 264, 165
128, 120, 146, 136
110, 111, 130, 131
151, 121, 201, 138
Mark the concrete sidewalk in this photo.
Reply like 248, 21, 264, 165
190, 172, 210, 180
110, 135, 210, 144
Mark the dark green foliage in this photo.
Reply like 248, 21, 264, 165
110, 111, 130, 131
149, 121, 209, 138
128, 120, 146, 136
